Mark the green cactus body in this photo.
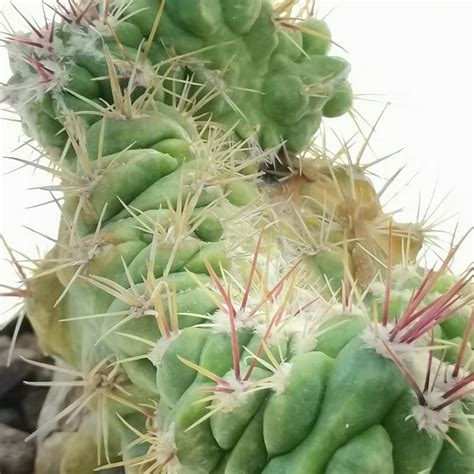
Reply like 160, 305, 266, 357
2, 1, 473, 473
143, 310, 473, 474
4, 0, 352, 157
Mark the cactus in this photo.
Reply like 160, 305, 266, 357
3, 0, 352, 156
2, 1, 473, 473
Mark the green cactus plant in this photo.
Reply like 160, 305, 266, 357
1, 1, 473, 473
3, 0, 352, 157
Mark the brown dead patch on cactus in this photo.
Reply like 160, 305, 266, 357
269, 106, 425, 290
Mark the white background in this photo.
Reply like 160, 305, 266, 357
0, 0, 473, 324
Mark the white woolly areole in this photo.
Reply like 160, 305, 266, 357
287, 301, 363, 354
369, 264, 424, 301
270, 362, 293, 395
369, 332, 470, 397
428, 359, 470, 394
129, 62, 159, 89
151, 424, 181, 473
148, 334, 179, 367
60, 24, 103, 59
252, 312, 289, 348
132, 296, 155, 318
278, 303, 325, 353
369, 281, 414, 302
213, 376, 252, 413
391, 264, 422, 285
361, 324, 415, 362
284, 314, 320, 354
410, 391, 451, 435
84, 240, 113, 263
5, 58, 70, 112
369, 281, 387, 298
210, 304, 256, 334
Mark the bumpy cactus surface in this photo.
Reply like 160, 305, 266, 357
2, 1, 473, 474
5, 0, 352, 155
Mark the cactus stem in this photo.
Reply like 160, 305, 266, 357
95, 310, 151, 345
282, 28, 311, 61
196, 374, 268, 425
108, 22, 133, 62
177, 256, 306, 423
120, 185, 221, 244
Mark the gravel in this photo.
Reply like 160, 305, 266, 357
0, 316, 53, 474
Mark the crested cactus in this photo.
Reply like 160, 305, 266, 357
4, 0, 352, 156
2, 1, 473, 474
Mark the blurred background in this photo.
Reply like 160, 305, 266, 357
1, 0, 473, 324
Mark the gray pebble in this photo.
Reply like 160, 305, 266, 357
0, 408, 24, 430
0, 423, 35, 474
0, 359, 33, 399
20, 388, 49, 432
